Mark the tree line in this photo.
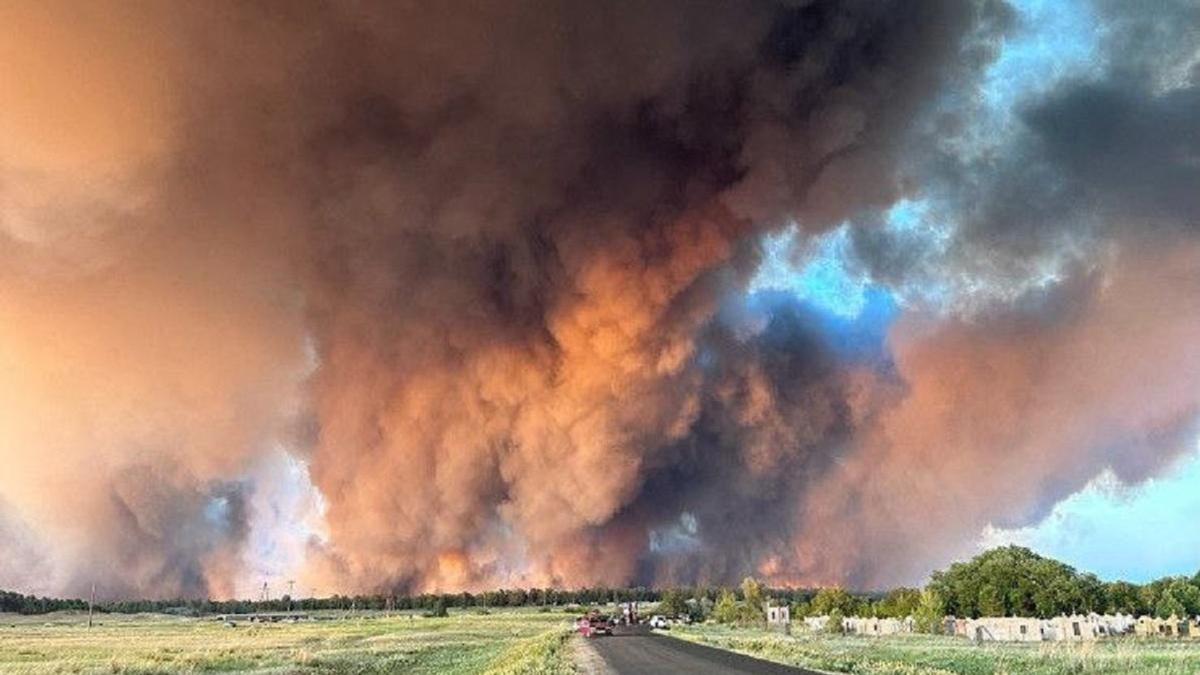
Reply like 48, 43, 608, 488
4, 546, 1199, 621
0, 587, 664, 616
928, 546, 1200, 619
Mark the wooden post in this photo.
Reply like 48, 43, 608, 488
88, 582, 95, 629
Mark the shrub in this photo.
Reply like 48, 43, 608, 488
713, 590, 739, 624
914, 590, 945, 634
826, 609, 845, 634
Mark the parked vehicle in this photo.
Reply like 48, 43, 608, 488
591, 616, 613, 636
649, 615, 670, 629
577, 612, 613, 637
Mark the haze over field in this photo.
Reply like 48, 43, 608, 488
1, 0, 1198, 600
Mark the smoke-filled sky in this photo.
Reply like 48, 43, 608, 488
1, 0, 1198, 600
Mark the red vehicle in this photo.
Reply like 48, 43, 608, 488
576, 612, 613, 637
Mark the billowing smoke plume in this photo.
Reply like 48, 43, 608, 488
1, 0, 1197, 598
785, 244, 1200, 587
0, 1, 310, 597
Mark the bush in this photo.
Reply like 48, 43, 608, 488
811, 587, 858, 617
825, 609, 845, 634
713, 590, 739, 625
914, 589, 945, 634
739, 578, 766, 624
685, 599, 708, 623
659, 589, 688, 618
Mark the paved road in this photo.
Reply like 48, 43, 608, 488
585, 626, 821, 675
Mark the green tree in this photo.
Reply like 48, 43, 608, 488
826, 608, 845, 634
658, 588, 688, 618
713, 589, 739, 624
1140, 584, 1162, 616
914, 589, 945, 634
811, 587, 856, 616
1077, 573, 1106, 613
876, 588, 921, 618
1156, 590, 1186, 619
790, 599, 812, 618
978, 585, 1005, 617
1105, 581, 1143, 614
928, 546, 1088, 618
1163, 579, 1200, 616
739, 577, 766, 623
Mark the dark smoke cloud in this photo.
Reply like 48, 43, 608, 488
818, 0, 1200, 586
850, 0, 1200, 298
616, 296, 888, 586
2, 0, 1197, 598
291, 0, 999, 591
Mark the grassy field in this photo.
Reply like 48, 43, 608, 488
0, 608, 576, 674
20, 606, 1200, 675
670, 623, 1200, 675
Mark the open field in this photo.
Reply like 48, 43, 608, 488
13, 607, 1200, 675
0, 609, 575, 674
670, 624, 1200, 675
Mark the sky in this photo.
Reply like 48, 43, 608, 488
1, 0, 1198, 600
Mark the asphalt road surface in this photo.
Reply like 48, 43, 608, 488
586, 626, 822, 675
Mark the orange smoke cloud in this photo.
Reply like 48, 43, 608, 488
0, 0, 309, 598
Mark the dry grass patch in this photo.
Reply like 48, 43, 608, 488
0, 609, 575, 674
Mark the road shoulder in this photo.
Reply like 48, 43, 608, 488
570, 635, 617, 675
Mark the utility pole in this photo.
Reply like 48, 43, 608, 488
287, 580, 295, 612
88, 582, 95, 630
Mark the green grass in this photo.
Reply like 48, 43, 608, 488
670, 623, 1200, 675
0, 609, 575, 674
